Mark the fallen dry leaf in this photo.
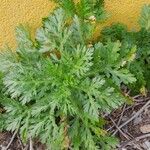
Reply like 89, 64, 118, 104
140, 124, 150, 133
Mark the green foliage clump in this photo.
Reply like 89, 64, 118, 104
139, 4, 150, 31
51, 0, 106, 21
0, 2, 149, 150
0, 7, 136, 150
101, 4, 150, 93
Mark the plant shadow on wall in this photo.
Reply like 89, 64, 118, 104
0, 0, 150, 149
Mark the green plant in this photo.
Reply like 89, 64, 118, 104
0, 5, 137, 149
51, 0, 107, 21
139, 4, 150, 31
101, 4, 150, 93
1, 1, 150, 150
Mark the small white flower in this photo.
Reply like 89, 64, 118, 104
121, 60, 127, 67
89, 15, 96, 21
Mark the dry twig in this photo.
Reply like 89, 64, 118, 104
117, 104, 126, 126
4, 130, 17, 150
29, 137, 34, 150
17, 134, 24, 150
109, 116, 130, 140
118, 133, 150, 149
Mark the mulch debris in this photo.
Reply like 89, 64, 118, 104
105, 94, 150, 150
0, 132, 46, 150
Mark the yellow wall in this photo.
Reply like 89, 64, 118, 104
0, 0, 150, 48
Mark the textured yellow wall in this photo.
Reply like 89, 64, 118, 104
0, 0, 150, 48
0, 0, 55, 48
105, 0, 150, 29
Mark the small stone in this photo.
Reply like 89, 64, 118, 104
140, 124, 150, 133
